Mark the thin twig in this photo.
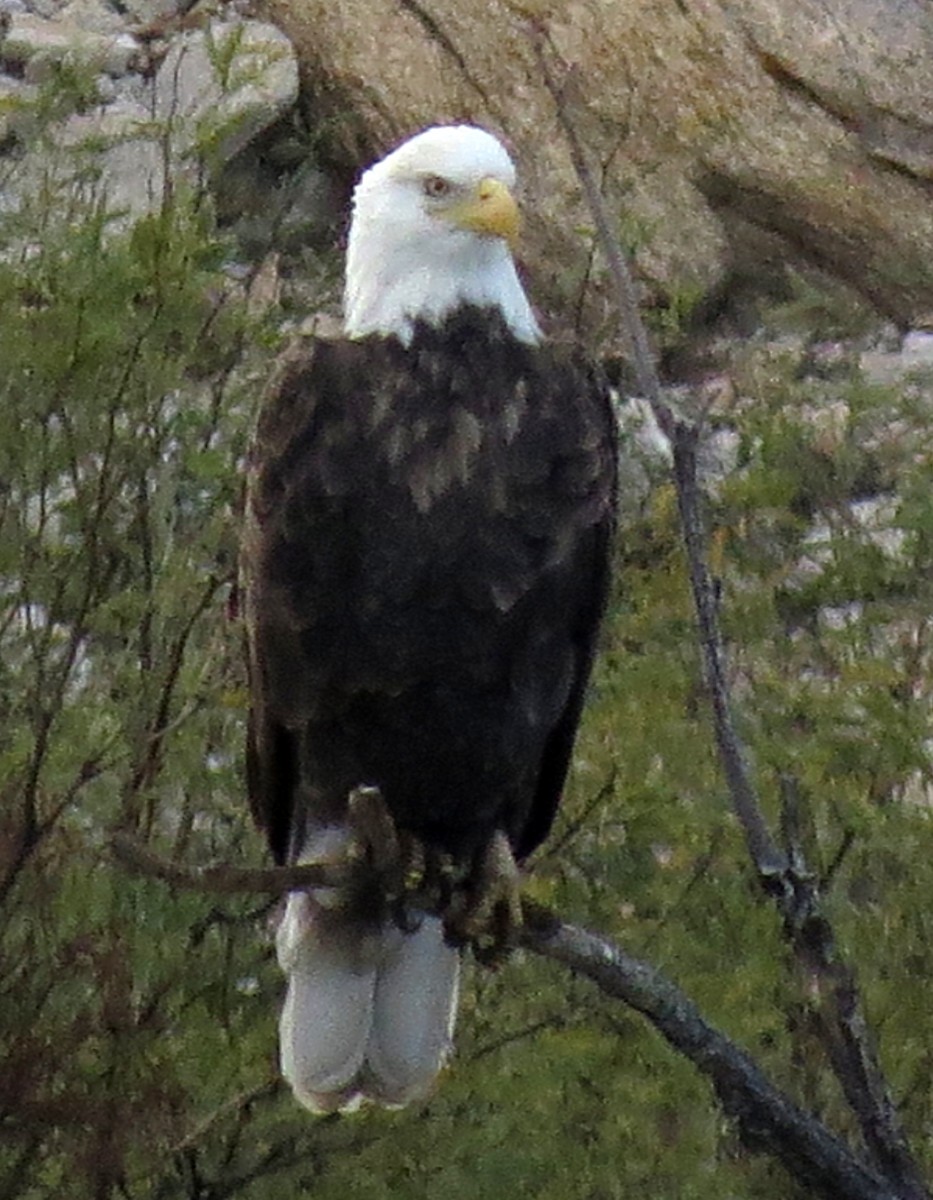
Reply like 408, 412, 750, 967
528, 20, 782, 878
535, 767, 617, 864
125, 572, 225, 823
171, 1079, 279, 1155
469, 1016, 565, 1063
526, 23, 662, 418
821, 827, 856, 892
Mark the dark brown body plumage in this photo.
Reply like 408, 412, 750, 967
244, 306, 616, 872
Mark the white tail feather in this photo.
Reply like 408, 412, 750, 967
366, 916, 460, 1106
277, 890, 379, 1113
277, 838, 460, 1113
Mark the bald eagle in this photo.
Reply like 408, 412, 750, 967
244, 125, 617, 1113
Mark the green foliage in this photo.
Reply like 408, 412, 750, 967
23, 60, 103, 128
2, 101, 933, 1200
0, 153, 281, 1198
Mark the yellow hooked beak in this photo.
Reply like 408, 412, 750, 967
447, 177, 521, 249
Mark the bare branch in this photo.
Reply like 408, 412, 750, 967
670, 425, 787, 875
527, 23, 662, 416
123, 571, 225, 829
774, 777, 927, 1197
170, 1080, 279, 1155
527, 21, 783, 879
534, 767, 617, 864
519, 907, 906, 1200
469, 1016, 566, 1063
109, 833, 344, 895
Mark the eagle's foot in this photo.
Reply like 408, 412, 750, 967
421, 845, 460, 913
345, 787, 447, 929
341, 792, 521, 958
347, 785, 400, 877
389, 842, 461, 933
345, 785, 412, 918
444, 830, 523, 966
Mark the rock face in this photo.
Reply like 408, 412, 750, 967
253, 0, 933, 344
1, 12, 137, 77
2, 0, 931, 360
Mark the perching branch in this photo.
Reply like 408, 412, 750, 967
520, 906, 900, 1200
109, 832, 344, 895
111, 838, 907, 1200
528, 19, 928, 1200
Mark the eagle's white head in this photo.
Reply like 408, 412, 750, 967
344, 125, 542, 345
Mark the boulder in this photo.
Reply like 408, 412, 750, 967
154, 20, 299, 170
0, 11, 138, 76
0, 15, 300, 229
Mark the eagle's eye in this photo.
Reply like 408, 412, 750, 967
422, 174, 452, 199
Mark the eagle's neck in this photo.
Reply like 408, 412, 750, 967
343, 223, 541, 347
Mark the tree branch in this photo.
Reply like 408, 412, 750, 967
668, 422, 788, 875
109, 833, 344, 895
108, 838, 910, 1200
528, 21, 783, 879
520, 906, 902, 1200
526, 24, 663, 418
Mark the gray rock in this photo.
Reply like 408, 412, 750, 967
112, 0, 188, 27
861, 331, 933, 384
900, 331, 933, 370
12, 100, 165, 223
155, 20, 298, 172
734, 0, 933, 165
0, 72, 36, 141
94, 72, 119, 104
68, 103, 165, 220
21, 0, 64, 17
849, 496, 908, 561
0, 13, 303, 234
58, 0, 129, 36
0, 12, 138, 77
213, 145, 343, 259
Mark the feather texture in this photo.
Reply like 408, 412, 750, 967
246, 307, 616, 1110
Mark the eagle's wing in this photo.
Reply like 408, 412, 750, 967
516, 374, 617, 859
242, 339, 310, 867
